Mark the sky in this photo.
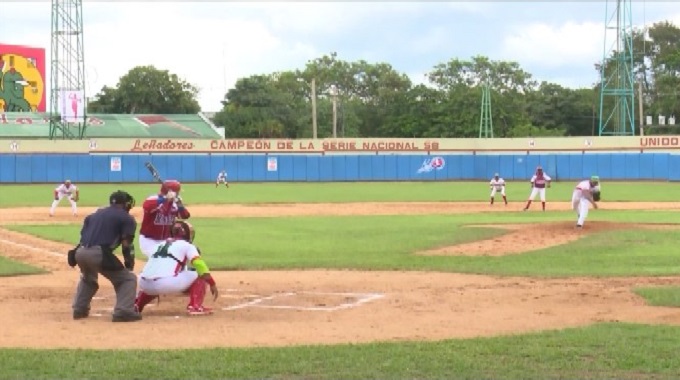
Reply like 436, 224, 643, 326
1, 1, 679, 112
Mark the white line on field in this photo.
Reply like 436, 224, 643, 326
0, 238, 65, 257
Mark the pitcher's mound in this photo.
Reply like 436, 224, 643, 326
418, 222, 680, 257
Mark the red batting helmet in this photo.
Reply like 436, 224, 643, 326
160, 180, 181, 195
171, 221, 195, 243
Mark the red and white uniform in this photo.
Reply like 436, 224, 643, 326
528, 172, 552, 201
138, 239, 201, 295
50, 181, 78, 216
139, 195, 190, 257
572, 180, 600, 226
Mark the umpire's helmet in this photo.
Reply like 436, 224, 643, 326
109, 190, 135, 211
171, 221, 195, 243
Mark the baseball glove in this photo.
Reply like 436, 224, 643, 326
71, 194, 79, 202
592, 190, 601, 202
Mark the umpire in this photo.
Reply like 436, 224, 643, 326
68, 190, 141, 322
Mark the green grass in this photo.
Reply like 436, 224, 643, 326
1, 323, 679, 379
2, 181, 680, 208
7, 210, 680, 277
0, 255, 44, 277
634, 287, 680, 307
3, 181, 680, 379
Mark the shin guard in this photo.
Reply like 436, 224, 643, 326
186, 278, 212, 315
135, 291, 158, 313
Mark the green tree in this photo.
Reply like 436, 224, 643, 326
87, 65, 200, 114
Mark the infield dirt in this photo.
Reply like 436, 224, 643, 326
1, 201, 680, 349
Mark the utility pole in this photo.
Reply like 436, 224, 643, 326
638, 78, 644, 136
311, 78, 318, 139
478, 78, 493, 138
330, 84, 338, 138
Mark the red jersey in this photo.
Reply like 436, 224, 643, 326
139, 194, 191, 240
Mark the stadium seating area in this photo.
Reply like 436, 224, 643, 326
0, 113, 222, 138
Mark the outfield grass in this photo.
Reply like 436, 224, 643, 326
0, 256, 44, 277
1, 181, 680, 208
1, 323, 679, 379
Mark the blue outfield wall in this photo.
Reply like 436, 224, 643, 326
1, 153, 680, 183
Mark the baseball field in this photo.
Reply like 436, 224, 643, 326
1, 181, 680, 379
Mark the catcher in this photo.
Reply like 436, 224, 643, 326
134, 221, 218, 316
572, 175, 601, 228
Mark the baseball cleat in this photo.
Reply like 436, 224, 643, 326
187, 306, 213, 316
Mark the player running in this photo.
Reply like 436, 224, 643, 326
523, 166, 552, 211
50, 179, 79, 217
138, 180, 191, 257
134, 221, 219, 316
489, 173, 507, 205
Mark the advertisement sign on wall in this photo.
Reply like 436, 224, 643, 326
0, 43, 47, 112
267, 157, 278, 172
110, 157, 122, 172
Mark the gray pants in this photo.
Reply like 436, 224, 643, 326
72, 246, 138, 319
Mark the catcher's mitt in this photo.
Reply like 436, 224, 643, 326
592, 191, 601, 202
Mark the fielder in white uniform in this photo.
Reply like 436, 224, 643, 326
489, 173, 507, 205
572, 175, 600, 228
50, 180, 79, 216
134, 221, 219, 316
215, 170, 229, 188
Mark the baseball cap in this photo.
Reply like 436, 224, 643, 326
590, 175, 600, 182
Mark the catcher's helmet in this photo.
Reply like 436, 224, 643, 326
109, 190, 135, 211
160, 180, 181, 195
171, 220, 195, 243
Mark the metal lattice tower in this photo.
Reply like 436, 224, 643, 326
49, 0, 87, 139
479, 81, 494, 138
598, 0, 635, 136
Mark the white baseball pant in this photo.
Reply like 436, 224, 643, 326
50, 194, 77, 216
139, 235, 165, 258
528, 187, 546, 201
572, 190, 591, 226
138, 270, 199, 295
490, 187, 505, 197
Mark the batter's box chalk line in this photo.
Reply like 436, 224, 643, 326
221, 290, 386, 312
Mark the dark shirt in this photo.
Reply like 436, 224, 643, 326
80, 206, 137, 248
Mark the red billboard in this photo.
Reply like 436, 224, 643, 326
0, 43, 47, 112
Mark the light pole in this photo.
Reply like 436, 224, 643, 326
330, 84, 338, 138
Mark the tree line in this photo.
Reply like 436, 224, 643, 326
87, 20, 680, 138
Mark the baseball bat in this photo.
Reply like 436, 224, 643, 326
144, 161, 163, 184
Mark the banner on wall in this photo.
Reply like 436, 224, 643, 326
110, 156, 121, 172
267, 157, 278, 172
57, 89, 85, 123
417, 156, 445, 173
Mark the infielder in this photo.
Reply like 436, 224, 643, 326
134, 221, 219, 316
215, 170, 229, 188
50, 179, 79, 217
489, 173, 508, 205
523, 166, 552, 211
139, 180, 191, 257
572, 175, 601, 228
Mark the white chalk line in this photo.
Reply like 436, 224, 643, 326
0, 238, 65, 257
222, 291, 386, 312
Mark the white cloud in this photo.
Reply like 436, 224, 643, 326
500, 21, 604, 68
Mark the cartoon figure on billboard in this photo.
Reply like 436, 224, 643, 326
0, 44, 46, 112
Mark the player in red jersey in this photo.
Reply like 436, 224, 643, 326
138, 180, 191, 257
